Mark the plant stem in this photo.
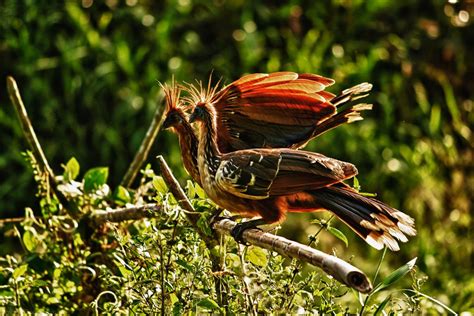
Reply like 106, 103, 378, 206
6, 76, 77, 217
121, 100, 166, 188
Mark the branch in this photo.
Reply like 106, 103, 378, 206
89, 204, 161, 226
6, 76, 77, 217
213, 219, 372, 293
121, 100, 167, 188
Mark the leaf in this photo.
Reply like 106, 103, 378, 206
197, 214, 213, 237
23, 230, 39, 252
327, 226, 348, 247
353, 176, 360, 191
245, 246, 268, 267
176, 259, 193, 272
404, 289, 457, 315
114, 185, 131, 205
83, 167, 108, 193
197, 297, 220, 310
63, 157, 80, 181
374, 294, 391, 315
13, 264, 28, 279
373, 257, 417, 294
194, 183, 207, 199
186, 180, 195, 199
152, 176, 168, 194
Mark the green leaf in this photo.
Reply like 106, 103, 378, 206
374, 294, 391, 315
114, 185, 131, 205
23, 230, 39, 252
197, 214, 213, 237
186, 180, 195, 199
176, 259, 193, 272
194, 183, 207, 199
245, 246, 268, 267
197, 297, 220, 310
353, 176, 360, 191
373, 257, 417, 294
152, 176, 168, 194
63, 157, 80, 181
13, 264, 28, 279
327, 227, 348, 247
83, 167, 108, 193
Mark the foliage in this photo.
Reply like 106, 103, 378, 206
0, 157, 455, 314
0, 0, 472, 313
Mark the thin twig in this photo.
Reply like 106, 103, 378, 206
213, 219, 373, 293
6, 76, 77, 216
121, 100, 167, 188
0, 217, 26, 224
89, 204, 161, 226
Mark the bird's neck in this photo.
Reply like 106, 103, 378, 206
174, 121, 200, 184
197, 111, 221, 173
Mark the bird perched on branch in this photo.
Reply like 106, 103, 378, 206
162, 72, 372, 184
187, 83, 416, 251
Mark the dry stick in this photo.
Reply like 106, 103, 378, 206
6, 77, 77, 216
121, 101, 167, 188
213, 219, 373, 294
89, 204, 161, 226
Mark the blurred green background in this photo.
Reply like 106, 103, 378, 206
0, 0, 472, 311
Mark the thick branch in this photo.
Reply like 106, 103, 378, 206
7, 76, 77, 216
213, 219, 372, 293
89, 204, 161, 226
121, 101, 167, 188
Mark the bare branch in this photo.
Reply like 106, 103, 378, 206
213, 219, 372, 293
7, 76, 77, 216
121, 100, 167, 188
0, 217, 26, 224
89, 204, 161, 226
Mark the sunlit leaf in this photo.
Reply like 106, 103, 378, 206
245, 246, 268, 267
23, 230, 39, 252
373, 257, 417, 293
152, 176, 168, 194
197, 297, 220, 310
327, 226, 348, 247
83, 167, 108, 193
13, 264, 28, 279
114, 185, 131, 205
63, 157, 80, 181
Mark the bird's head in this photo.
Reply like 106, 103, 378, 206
160, 80, 187, 130
185, 77, 222, 124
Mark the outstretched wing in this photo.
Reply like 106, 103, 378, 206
214, 72, 338, 152
215, 149, 357, 199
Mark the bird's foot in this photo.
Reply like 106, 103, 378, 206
230, 219, 266, 245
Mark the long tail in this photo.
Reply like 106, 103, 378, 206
287, 185, 416, 251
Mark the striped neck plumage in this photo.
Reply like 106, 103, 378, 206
175, 119, 200, 182
196, 105, 221, 168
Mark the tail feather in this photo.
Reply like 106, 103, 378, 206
288, 185, 416, 251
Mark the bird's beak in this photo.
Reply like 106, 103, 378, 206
189, 109, 199, 123
162, 116, 173, 129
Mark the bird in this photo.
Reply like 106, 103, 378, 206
162, 72, 372, 184
187, 85, 416, 251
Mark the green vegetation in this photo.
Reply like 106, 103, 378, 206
0, 0, 472, 314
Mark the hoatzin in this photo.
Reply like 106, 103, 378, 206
187, 83, 416, 251
162, 72, 372, 185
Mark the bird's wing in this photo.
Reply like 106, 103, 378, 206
213, 72, 337, 152
215, 149, 357, 199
